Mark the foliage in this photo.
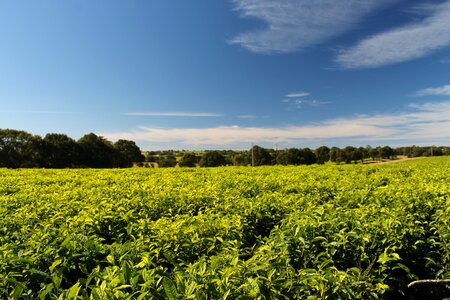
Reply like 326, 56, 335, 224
248, 145, 273, 166
0, 129, 42, 168
178, 153, 199, 167
157, 154, 177, 168
199, 151, 227, 167
2, 129, 449, 169
77, 133, 118, 168
42, 133, 81, 168
114, 140, 145, 167
0, 157, 449, 298
0, 129, 144, 168
232, 152, 249, 166
315, 146, 330, 164
276, 148, 316, 165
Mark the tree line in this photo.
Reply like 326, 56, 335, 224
146, 144, 450, 168
0, 129, 144, 168
1, 128, 448, 168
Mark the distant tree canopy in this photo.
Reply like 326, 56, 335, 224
114, 139, 145, 167
179, 153, 199, 167
199, 151, 227, 167
248, 145, 273, 166
276, 148, 316, 165
0, 129, 144, 168
0, 129, 41, 168
1, 128, 449, 169
42, 133, 80, 168
315, 146, 330, 164
158, 154, 177, 168
77, 133, 119, 168
232, 152, 249, 166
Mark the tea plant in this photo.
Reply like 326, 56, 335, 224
0, 157, 449, 299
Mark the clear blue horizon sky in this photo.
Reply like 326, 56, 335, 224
1, 0, 450, 150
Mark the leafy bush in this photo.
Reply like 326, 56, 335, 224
0, 157, 449, 298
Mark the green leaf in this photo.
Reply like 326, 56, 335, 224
163, 277, 178, 300
49, 259, 63, 272
12, 283, 24, 300
67, 282, 81, 299
52, 272, 63, 290
39, 283, 54, 300
137, 292, 149, 300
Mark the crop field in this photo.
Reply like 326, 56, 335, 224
1, 157, 450, 299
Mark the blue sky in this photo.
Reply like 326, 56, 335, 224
1, 0, 450, 150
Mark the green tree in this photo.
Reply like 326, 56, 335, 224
275, 148, 316, 165
42, 133, 80, 168
157, 154, 177, 168
179, 153, 198, 167
380, 146, 395, 159
0, 129, 42, 168
78, 133, 117, 168
411, 146, 424, 157
276, 148, 301, 165
248, 145, 273, 166
369, 147, 379, 160
199, 151, 227, 167
114, 139, 144, 167
301, 148, 317, 165
329, 147, 341, 163
232, 152, 249, 166
315, 146, 330, 164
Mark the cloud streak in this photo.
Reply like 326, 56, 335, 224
125, 112, 223, 117
283, 90, 329, 108
104, 101, 450, 148
230, 0, 394, 54
336, 1, 450, 69
286, 92, 309, 98
0, 110, 81, 114
292, 99, 330, 108
414, 84, 450, 97
238, 115, 258, 119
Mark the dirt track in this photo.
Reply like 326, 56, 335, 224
362, 156, 424, 165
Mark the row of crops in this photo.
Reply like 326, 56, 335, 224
1, 157, 449, 299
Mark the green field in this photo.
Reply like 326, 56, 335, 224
1, 157, 450, 299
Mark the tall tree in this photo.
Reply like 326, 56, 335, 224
78, 133, 117, 168
341, 146, 356, 164
248, 145, 273, 166
157, 154, 177, 168
315, 146, 330, 164
276, 148, 301, 165
42, 133, 80, 168
179, 153, 198, 167
380, 146, 395, 159
114, 139, 144, 167
301, 148, 317, 165
329, 147, 341, 163
232, 152, 249, 166
199, 151, 227, 167
369, 147, 379, 160
0, 129, 42, 168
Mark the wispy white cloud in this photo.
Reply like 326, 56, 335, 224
293, 99, 331, 108
414, 84, 450, 97
125, 112, 223, 117
0, 110, 81, 114
230, 0, 394, 54
441, 59, 450, 64
336, 1, 450, 69
103, 101, 450, 148
283, 91, 329, 108
238, 114, 258, 119
286, 92, 309, 98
